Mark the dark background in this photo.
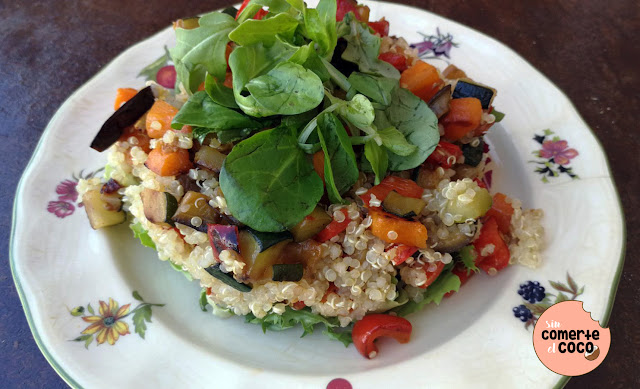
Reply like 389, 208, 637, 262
1, 0, 638, 387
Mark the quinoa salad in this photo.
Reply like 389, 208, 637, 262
78, 0, 545, 358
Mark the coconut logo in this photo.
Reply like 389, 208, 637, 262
532, 301, 611, 376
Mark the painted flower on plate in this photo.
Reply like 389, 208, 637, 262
47, 200, 75, 218
55, 179, 78, 202
539, 140, 579, 166
81, 298, 131, 345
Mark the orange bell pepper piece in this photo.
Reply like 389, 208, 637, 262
441, 97, 483, 141
369, 209, 428, 248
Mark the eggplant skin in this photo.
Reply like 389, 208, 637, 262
90, 86, 155, 152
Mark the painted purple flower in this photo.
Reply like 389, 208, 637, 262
56, 179, 78, 202
539, 140, 579, 166
48, 200, 75, 218
411, 28, 457, 59
434, 40, 453, 58
412, 40, 434, 56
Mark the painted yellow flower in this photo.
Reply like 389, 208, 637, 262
81, 298, 131, 345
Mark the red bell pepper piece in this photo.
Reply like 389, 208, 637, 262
444, 262, 475, 297
485, 193, 514, 234
425, 140, 463, 169
392, 245, 419, 265
236, 0, 268, 20
473, 217, 510, 273
418, 261, 445, 289
378, 52, 408, 72
360, 176, 424, 206
352, 314, 412, 359
368, 18, 390, 37
207, 224, 240, 261
314, 209, 350, 242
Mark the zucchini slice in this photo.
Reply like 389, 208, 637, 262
289, 206, 332, 242
204, 264, 251, 292
444, 186, 492, 221
194, 146, 226, 173
82, 190, 126, 229
141, 188, 178, 226
452, 80, 496, 109
249, 240, 290, 281
427, 84, 452, 119
382, 191, 426, 219
247, 228, 293, 252
172, 191, 220, 232
272, 264, 303, 282
461, 139, 485, 167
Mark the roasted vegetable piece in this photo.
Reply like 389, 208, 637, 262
290, 206, 333, 242
145, 146, 193, 177
146, 100, 179, 139
113, 88, 138, 110
249, 240, 290, 281
204, 264, 251, 292
352, 314, 412, 359
399, 60, 444, 102
415, 165, 441, 189
428, 225, 474, 253
246, 228, 293, 252
427, 84, 452, 119
361, 175, 423, 206
391, 245, 419, 265
442, 97, 483, 142
461, 139, 485, 167
141, 188, 178, 226
443, 185, 492, 221
314, 209, 350, 243
442, 64, 467, 80
272, 263, 304, 282
91, 86, 155, 152
444, 261, 475, 297
382, 190, 426, 218
418, 261, 445, 288
484, 193, 514, 234
82, 190, 126, 229
425, 140, 463, 169
369, 209, 428, 248
473, 217, 510, 273
173, 17, 200, 30
208, 224, 240, 261
452, 80, 496, 109
378, 52, 407, 72
194, 145, 226, 173
172, 191, 220, 232
368, 18, 389, 37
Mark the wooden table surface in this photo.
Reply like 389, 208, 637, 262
1, 1, 638, 387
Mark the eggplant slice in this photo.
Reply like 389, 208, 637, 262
90, 86, 155, 152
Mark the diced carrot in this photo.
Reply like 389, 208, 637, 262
145, 146, 193, 177
400, 60, 444, 102
485, 193, 514, 234
361, 176, 424, 206
441, 97, 483, 141
114, 88, 137, 110
146, 100, 179, 139
369, 209, 428, 248
313, 151, 325, 184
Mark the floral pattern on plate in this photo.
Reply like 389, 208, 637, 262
70, 291, 164, 348
47, 168, 104, 218
530, 129, 580, 182
411, 28, 458, 60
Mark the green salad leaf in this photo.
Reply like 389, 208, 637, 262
347, 72, 397, 106
220, 126, 324, 232
341, 17, 400, 80
364, 138, 388, 185
138, 47, 171, 81
377, 126, 417, 157
236, 0, 292, 23
458, 245, 479, 275
245, 306, 353, 346
170, 12, 237, 93
130, 223, 156, 250
392, 267, 461, 317
337, 93, 375, 129
376, 88, 439, 170
204, 73, 239, 109
317, 113, 359, 203
296, 0, 337, 57
246, 61, 324, 115
169, 261, 193, 281
229, 13, 300, 46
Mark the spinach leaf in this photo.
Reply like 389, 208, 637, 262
245, 306, 352, 346
246, 61, 324, 115
364, 138, 388, 185
377, 126, 417, 156
229, 13, 299, 46
171, 91, 262, 131
220, 126, 324, 232
341, 18, 400, 80
316, 113, 359, 203
392, 267, 461, 317
204, 73, 239, 109
347, 72, 397, 106
193, 127, 254, 144
170, 12, 237, 93
376, 88, 439, 170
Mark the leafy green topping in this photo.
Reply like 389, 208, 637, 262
130, 223, 156, 250
245, 306, 353, 346
220, 126, 324, 231
295, 0, 337, 57
199, 288, 209, 312
375, 88, 439, 170
492, 109, 506, 122
204, 73, 239, 109
317, 113, 359, 203
458, 245, 479, 275
169, 261, 193, 281
364, 138, 388, 185
229, 13, 299, 46
393, 266, 461, 317
138, 47, 171, 81
170, 12, 237, 93
347, 72, 397, 106
377, 126, 417, 157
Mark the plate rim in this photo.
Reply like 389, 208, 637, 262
9, 2, 627, 388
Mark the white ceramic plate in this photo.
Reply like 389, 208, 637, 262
11, 1, 625, 388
